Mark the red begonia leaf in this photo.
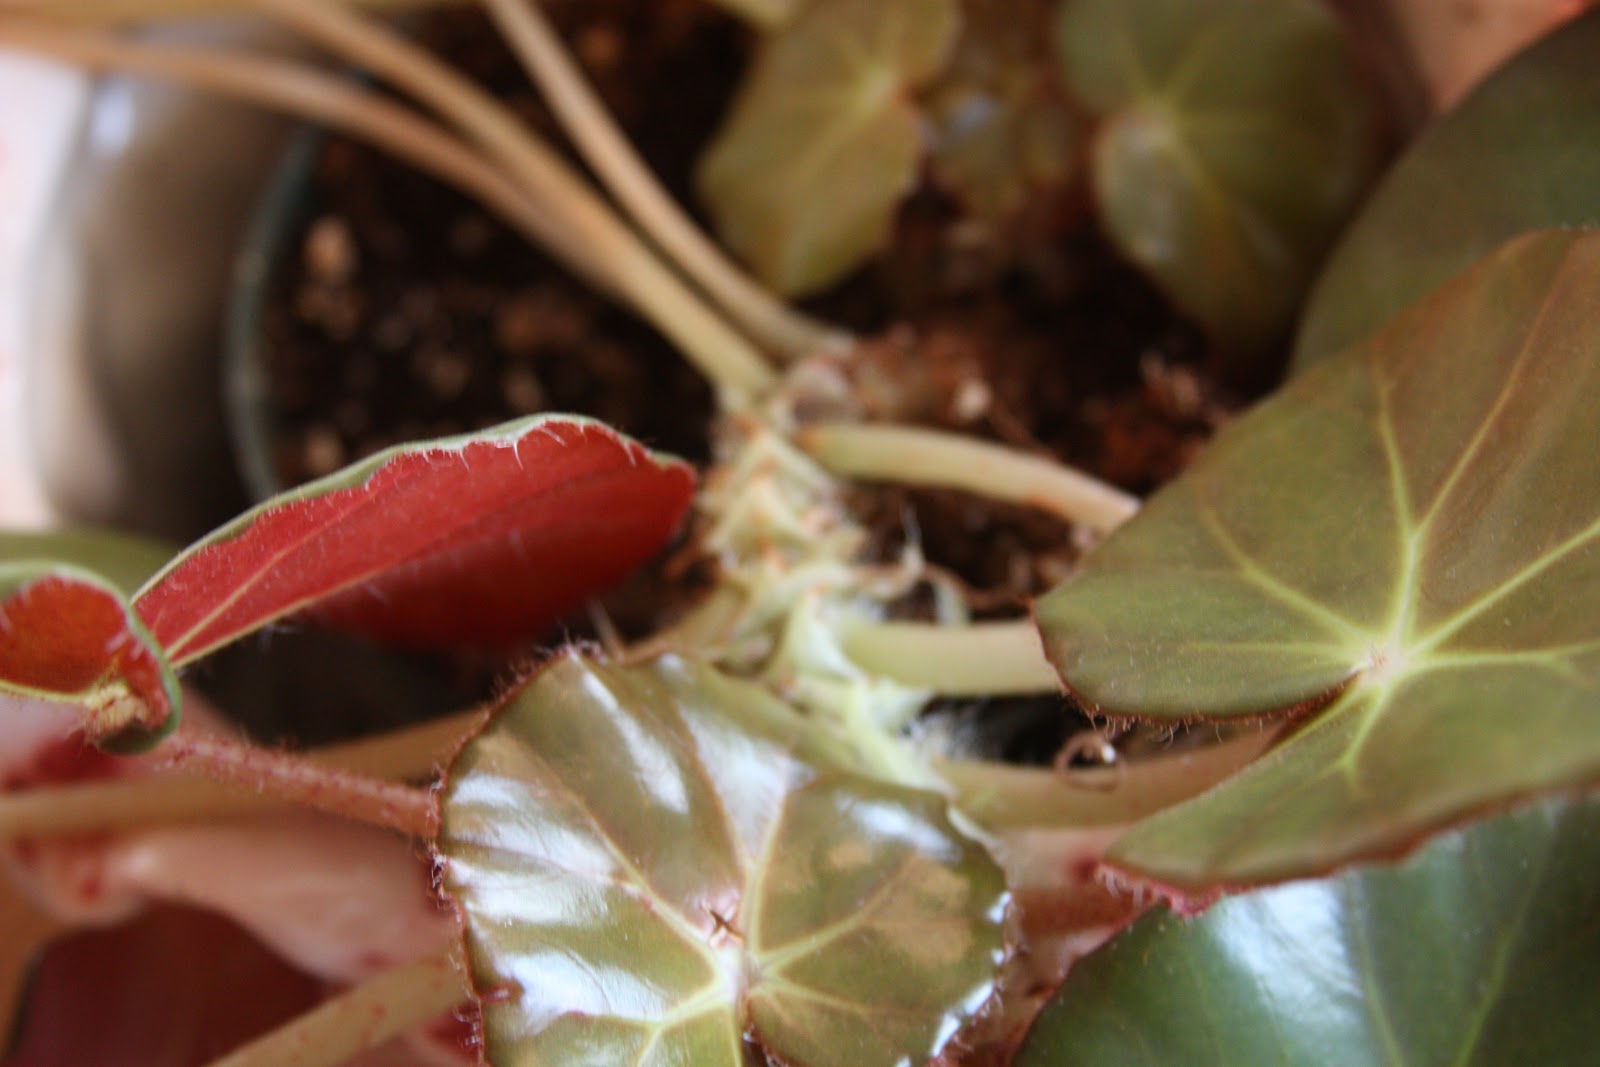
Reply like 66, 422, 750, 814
133, 416, 695, 664
5, 906, 324, 1067
0, 563, 179, 753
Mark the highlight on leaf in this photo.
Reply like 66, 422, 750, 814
1053, 0, 1378, 361
1017, 793, 1600, 1066
1037, 228, 1600, 890
131, 414, 695, 664
437, 652, 1009, 1067
0, 563, 179, 753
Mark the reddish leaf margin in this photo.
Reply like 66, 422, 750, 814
0, 563, 179, 753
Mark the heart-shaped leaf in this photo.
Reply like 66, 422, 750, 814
1053, 0, 1378, 360
437, 652, 1008, 1067
697, 0, 960, 295
1294, 10, 1600, 370
1016, 793, 1600, 1066
1036, 228, 1600, 890
132, 415, 694, 663
0, 563, 178, 753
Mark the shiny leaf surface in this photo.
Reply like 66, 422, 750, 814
133, 415, 694, 662
1295, 10, 1600, 369
697, 0, 960, 295
437, 653, 1007, 1067
1054, 0, 1377, 359
0, 563, 178, 753
1017, 794, 1600, 1066
1037, 229, 1600, 889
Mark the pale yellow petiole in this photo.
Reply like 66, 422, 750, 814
203, 950, 470, 1067
251, 0, 778, 400
799, 422, 1141, 534
841, 618, 1062, 696
482, 0, 849, 362
0, 712, 481, 842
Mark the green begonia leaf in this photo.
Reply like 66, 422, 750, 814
1017, 794, 1600, 1066
925, 0, 1082, 219
437, 652, 1007, 1066
1054, 0, 1377, 360
1294, 10, 1600, 370
1036, 229, 1600, 889
697, 0, 960, 295
0, 562, 179, 752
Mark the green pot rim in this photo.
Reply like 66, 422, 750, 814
223, 126, 320, 502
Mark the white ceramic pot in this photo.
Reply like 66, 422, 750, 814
0, 50, 88, 530
0, 23, 301, 540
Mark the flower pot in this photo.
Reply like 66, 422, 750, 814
0, 23, 300, 540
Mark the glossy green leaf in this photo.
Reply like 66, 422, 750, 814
1294, 10, 1600, 370
0, 563, 178, 753
925, 0, 1082, 218
1037, 229, 1600, 889
697, 0, 960, 295
1017, 793, 1600, 1066
1054, 0, 1377, 360
437, 652, 1007, 1067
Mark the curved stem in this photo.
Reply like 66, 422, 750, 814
161, 731, 438, 839
0, 0, 447, 24
0, 712, 482, 842
314, 709, 483, 778
0, 774, 267, 841
0, 22, 623, 300
799, 422, 1141, 534
483, 0, 849, 362
938, 727, 1279, 830
842, 618, 1061, 696
251, 0, 777, 400
205, 950, 470, 1067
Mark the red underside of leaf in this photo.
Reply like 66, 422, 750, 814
8, 905, 478, 1066
303, 454, 685, 649
0, 576, 172, 727
6, 905, 324, 1067
134, 420, 696, 660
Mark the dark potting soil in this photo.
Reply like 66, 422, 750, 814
250, 1, 1248, 753
259, 0, 727, 483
